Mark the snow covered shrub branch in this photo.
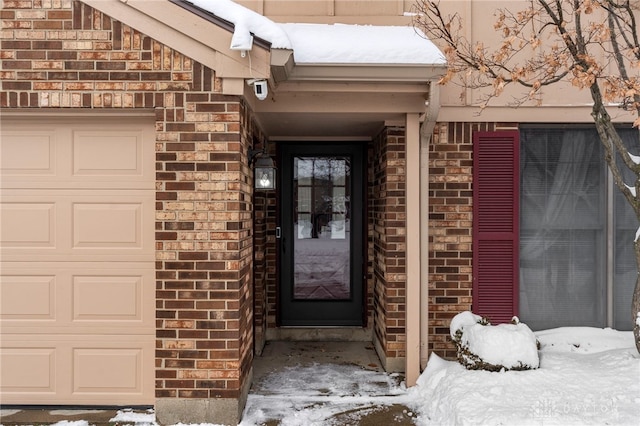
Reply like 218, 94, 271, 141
450, 311, 540, 371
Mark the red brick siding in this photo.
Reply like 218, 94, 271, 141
372, 127, 407, 361
262, 190, 277, 330
255, 145, 276, 332
247, 123, 272, 353
252, 186, 268, 351
1, 0, 254, 400
366, 140, 375, 327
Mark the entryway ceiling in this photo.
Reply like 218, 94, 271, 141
249, 81, 434, 140
256, 111, 403, 139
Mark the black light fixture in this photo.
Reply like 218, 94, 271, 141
249, 140, 276, 190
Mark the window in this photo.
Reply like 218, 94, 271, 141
519, 127, 638, 331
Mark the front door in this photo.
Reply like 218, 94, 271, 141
279, 143, 365, 326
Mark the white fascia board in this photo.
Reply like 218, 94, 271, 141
284, 63, 447, 83
269, 47, 446, 85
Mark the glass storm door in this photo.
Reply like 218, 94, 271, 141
279, 143, 365, 326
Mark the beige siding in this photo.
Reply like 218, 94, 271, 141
237, 0, 413, 23
429, 0, 639, 124
0, 115, 155, 405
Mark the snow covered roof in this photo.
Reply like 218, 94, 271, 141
279, 23, 446, 65
185, 0, 445, 66
187, 0, 292, 50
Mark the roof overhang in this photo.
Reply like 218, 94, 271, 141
270, 49, 446, 84
82, 0, 447, 139
261, 50, 445, 139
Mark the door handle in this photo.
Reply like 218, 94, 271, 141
276, 227, 285, 253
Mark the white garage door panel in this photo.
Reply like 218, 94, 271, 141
0, 263, 154, 334
0, 115, 155, 406
73, 275, 144, 322
0, 347, 57, 393
0, 336, 154, 405
73, 130, 144, 176
0, 190, 154, 261
0, 131, 56, 176
0, 274, 56, 320
74, 202, 145, 248
74, 348, 143, 393
0, 117, 154, 189
0, 202, 56, 248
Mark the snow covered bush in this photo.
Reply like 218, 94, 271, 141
450, 311, 539, 371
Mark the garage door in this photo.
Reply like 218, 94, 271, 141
0, 115, 155, 405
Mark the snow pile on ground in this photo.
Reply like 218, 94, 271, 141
40, 326, 639, 426
451, 311, 539, 371
110, 409, 158, 424
410, 327, 640, 425
536, 326, 636, 352
107, 409, 225, 426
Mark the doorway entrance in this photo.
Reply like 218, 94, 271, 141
278, 143, 366, 326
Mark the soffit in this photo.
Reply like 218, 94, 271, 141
247, 81, 432, 139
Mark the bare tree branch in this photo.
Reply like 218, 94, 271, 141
413, 0, 640, 352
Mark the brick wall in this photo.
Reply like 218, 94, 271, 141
366, 140, 375, 327
260, 163, 276, 330
249, 132, 275, 354
252, 186, 268, 353
261, 188, 278, 330
1, 0, 255, 402
428, 122, 498, 359
372, 127, 407, 365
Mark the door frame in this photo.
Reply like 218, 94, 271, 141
276, 141, 368, 327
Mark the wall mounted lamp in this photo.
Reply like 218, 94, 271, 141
249, 143, 276, 190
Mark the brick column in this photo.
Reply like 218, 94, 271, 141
372, 127, 407, 373
155, 96, 254, 425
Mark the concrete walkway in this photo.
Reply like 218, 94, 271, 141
0, 341, 417, 425
243, 341, 417, 425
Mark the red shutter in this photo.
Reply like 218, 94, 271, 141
472, 131, 519, 324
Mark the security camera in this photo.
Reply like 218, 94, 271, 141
253, 80, 268, 101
